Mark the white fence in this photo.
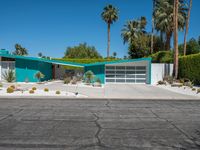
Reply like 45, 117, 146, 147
151, 63, 173, 85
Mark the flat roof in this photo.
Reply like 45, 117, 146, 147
0, 53, 151, 67
0, 53, 85, 67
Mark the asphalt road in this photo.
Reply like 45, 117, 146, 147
0, 98, 200, 150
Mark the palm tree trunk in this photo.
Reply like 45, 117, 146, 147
173, 0, 179, 79
107, 23, 111, 57
151, 0, 156, 54
183, 0, 192, 56
165, 32, 171, 50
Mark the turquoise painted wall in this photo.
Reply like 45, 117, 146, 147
84, 65, 105, 84
15, 58, 52, 82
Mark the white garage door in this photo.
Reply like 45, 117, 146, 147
105, 65, 147, 84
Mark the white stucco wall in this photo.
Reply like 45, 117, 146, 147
151, 63, 173, 85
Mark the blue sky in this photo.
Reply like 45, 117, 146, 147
0, 0, 200, 58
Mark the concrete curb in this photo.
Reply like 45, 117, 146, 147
0, 96, 199, 101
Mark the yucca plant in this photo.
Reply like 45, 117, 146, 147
3, 69, 16, 82
35, 71, 45, 82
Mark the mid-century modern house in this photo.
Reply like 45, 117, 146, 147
0, 49, 172, 85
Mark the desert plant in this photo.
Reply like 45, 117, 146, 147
0, 83, 2, 88
163, 76, 173, 84
32, 87, 37, 90
157, 80, 166, 85
29, 90, 34, 94
71, 77, 78, 85
96, 78, 101, 84
197, 89, 200, 94
35, 71, 45, 82
44, 88, 49, 92
7, 87, 14, 93
56, 91, 61, 94
64, 77, 71, 84
192, 88, 196, 91
3, 69, 16, 82
84, 70, 95, 84
10, 85, 15, 89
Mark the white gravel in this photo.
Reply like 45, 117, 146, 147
0, 88, 87, 98
156, 84, 200, 98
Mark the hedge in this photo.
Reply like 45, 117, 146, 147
179, 53, 200, 85
150, 51, 173, 63
53, 58, 118, 70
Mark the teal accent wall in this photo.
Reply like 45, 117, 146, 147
147, 60, 151, 84
15, 58, 52, 82
84, 65, 105, 84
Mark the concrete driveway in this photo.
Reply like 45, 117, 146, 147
0, 98, 200, 149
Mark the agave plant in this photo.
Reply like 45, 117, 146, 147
3, 69, 16, 82
35, 71, 45, 82
84, 70, 95, 84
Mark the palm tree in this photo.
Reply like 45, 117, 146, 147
183, 0, 192, 56
173, 0, 179, 79
151, 0, 156, 54
121, 17, 146, 44
154, 0, 187, 50
13, 44, 28, 56
101, 4, 119, 57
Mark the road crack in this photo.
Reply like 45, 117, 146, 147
149, 109, 200, 149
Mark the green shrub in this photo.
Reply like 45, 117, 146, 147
197, 89, 200, 94
179, 53, 200, 85
29, 90, 34, 94
157, 80, 166, 85
56, 91, 61, 94
96, 78, 101, 84
3, 69, 15, 82
150, 51, 173, 63
44, 88, 49, 92
32, 87, 37, 90
192, 88, 196, 91
7, 87, 14, 93
64, 77, 71, 84
0, 83, 3, 88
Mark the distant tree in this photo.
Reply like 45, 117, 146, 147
38, 52, 43, 57
101, 4, 119, 57
113, 52, 117, 58
64, 43, 102, 59
13, 44, 28, 56
198, 36, 200, 45
123, 56, 128, 59
179, 38, 200, 55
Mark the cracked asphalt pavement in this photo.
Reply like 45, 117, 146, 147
0, 98, 200, 150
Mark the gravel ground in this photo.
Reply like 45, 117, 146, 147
156, 84, 200, 98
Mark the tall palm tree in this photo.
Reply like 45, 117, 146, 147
154, 0, 187, 50
101, 4, 119, 57
151, 0, 156, 54
173, 0, 179, 79
183, 0, 192, 56
121, 17, 146, 44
